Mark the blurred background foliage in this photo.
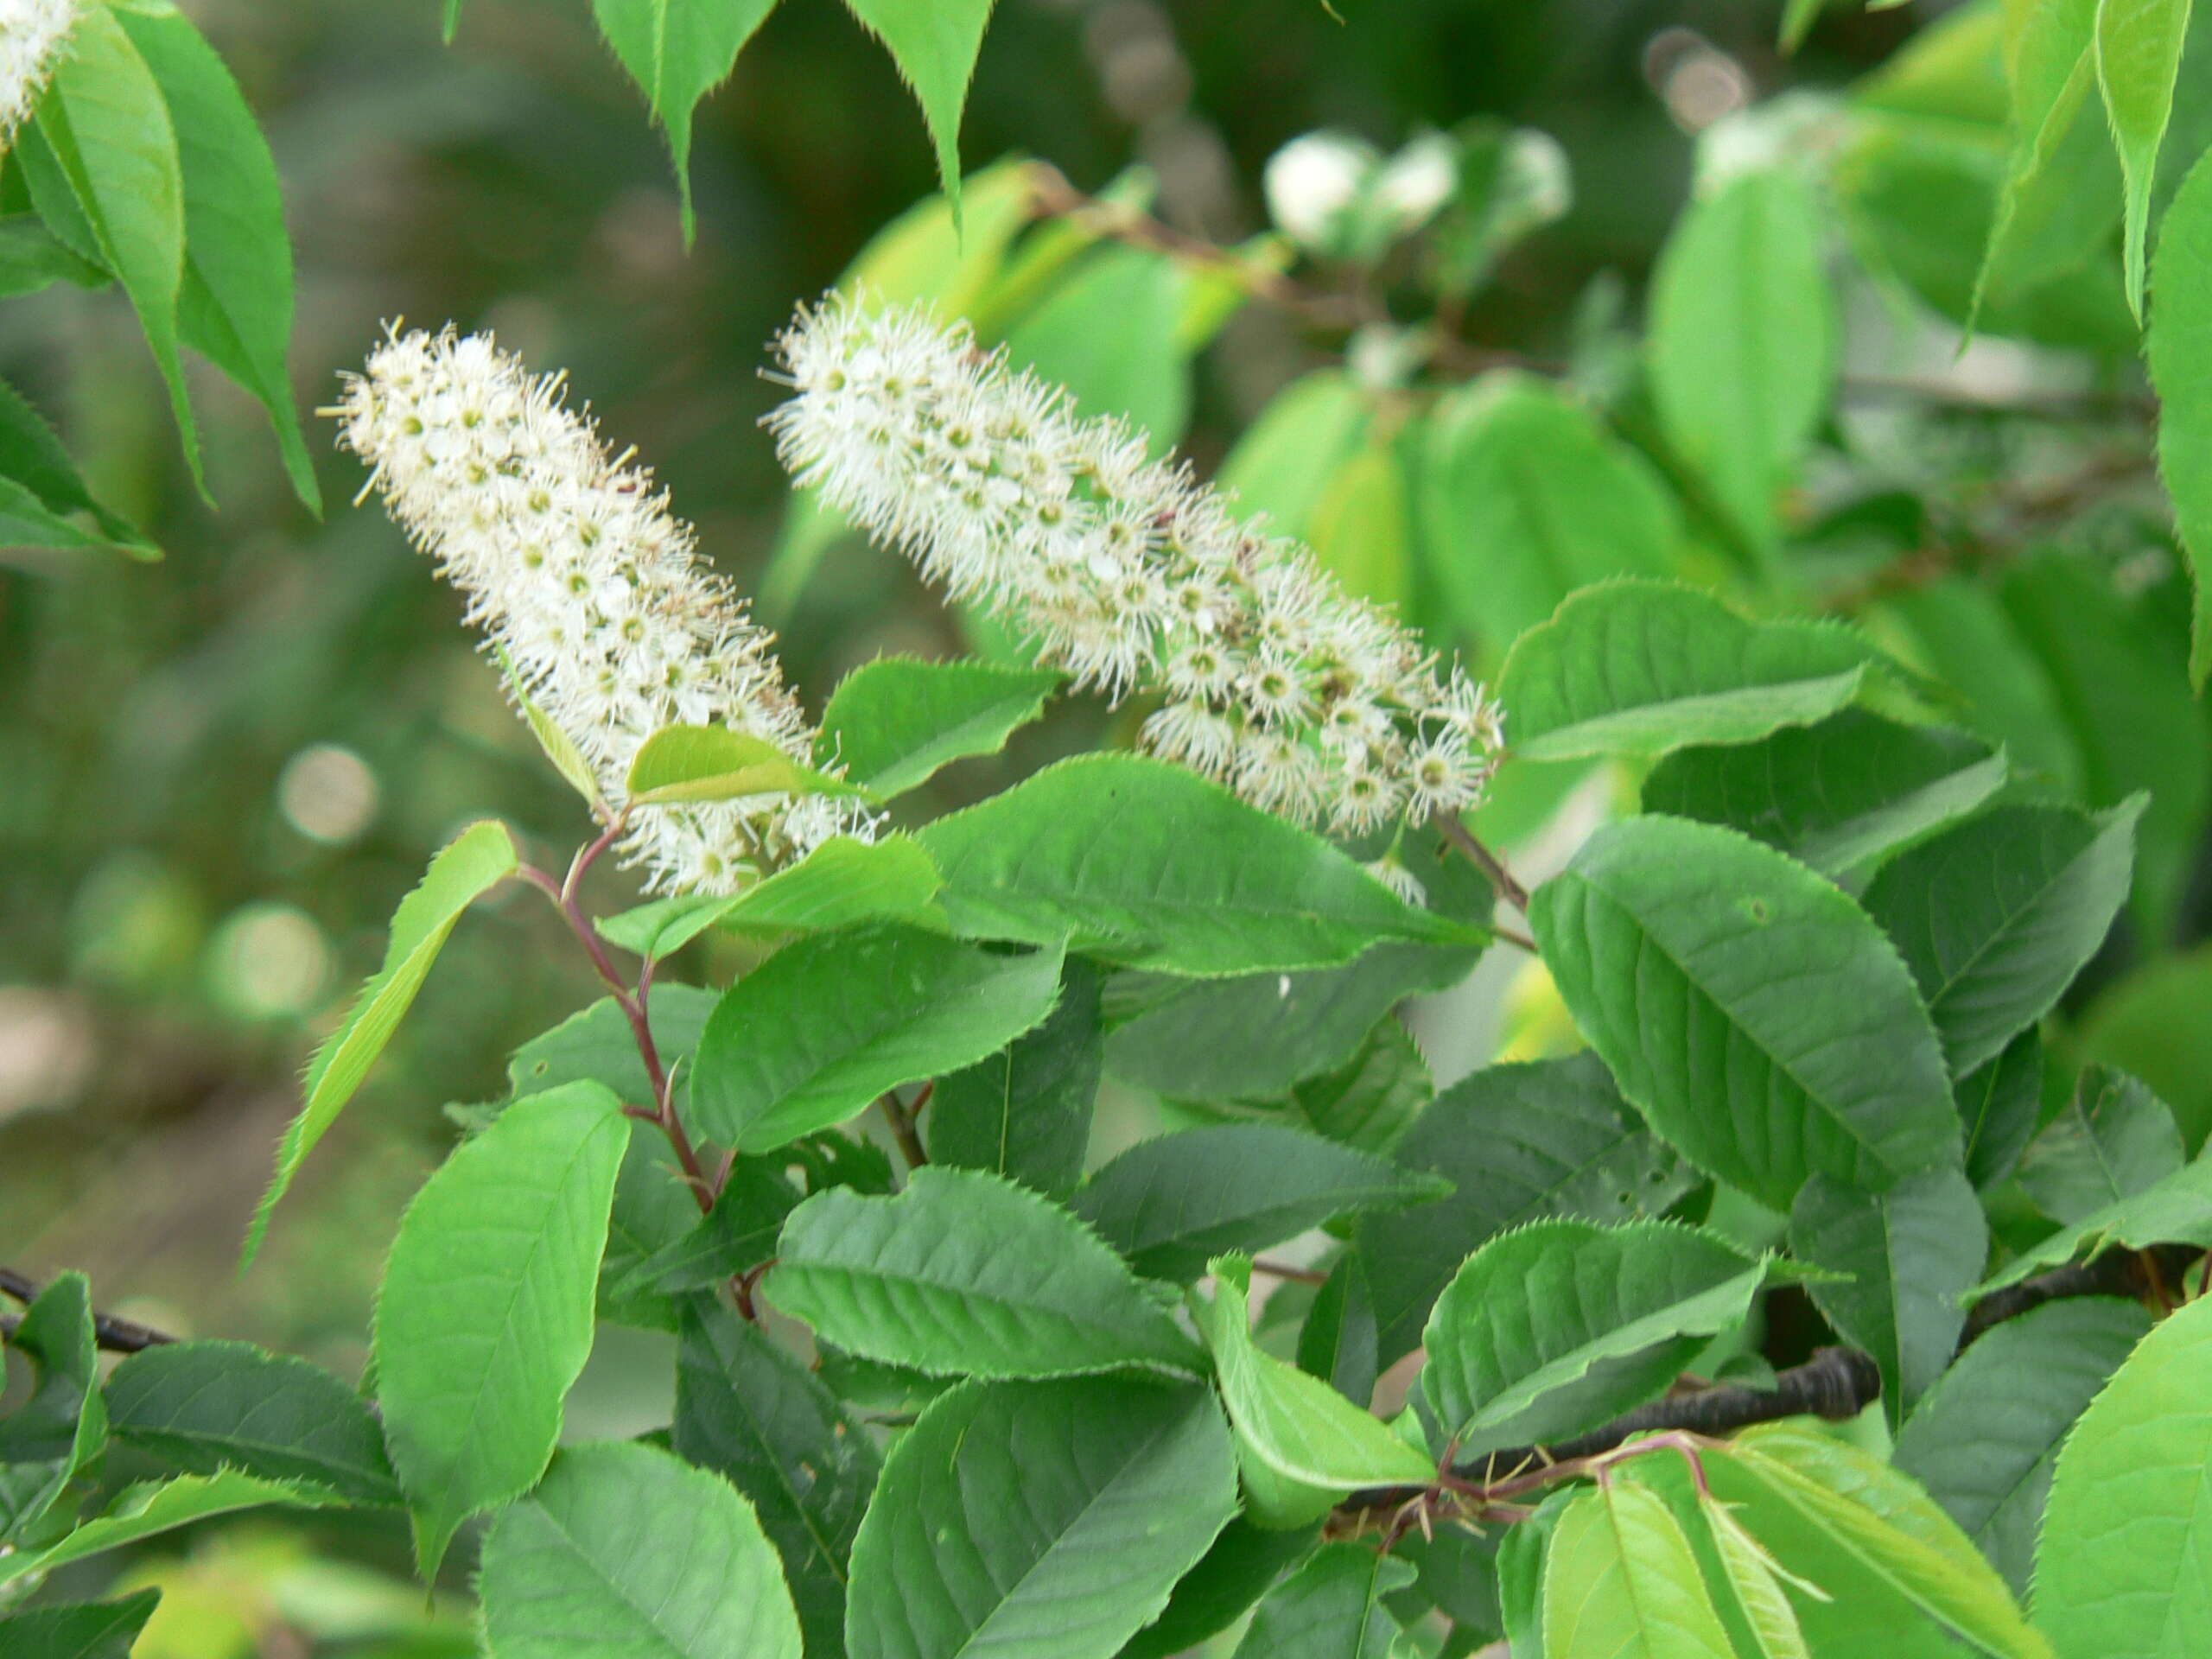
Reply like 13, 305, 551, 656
5, 0, 2211, 1644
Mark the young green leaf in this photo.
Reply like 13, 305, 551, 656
1530, 815, 1961, 1209
494, 645, 605, 811
2147, 144, 2212, 686
1071, 1122, 1449, 1282
0, 1471, 342, 1591
1421, 1218, 1768, 1454
626, 723, 868, 806
916, 754, 1479, 976
926, 955, 1103, 1198
1894, 1298, 2150, 1598
1230, 1541, 1414, 1659
2033, 1290, 2212, 1655
597, 834, 944, 957
0, 1592, 161, 1659
0, 1274, 105, 1545
765, 1166, 1205, 1378
817, 657, 1063, 798
2015, 1065, 2184, 1224
2096, 0, 2194, 316
1862, 800, 2141, 1078
1786, 1168, 1987, 1427
1541, 1479, 1738, 1659
105, 1340, 400, 1504
838, 0, 995, 213
674, 1300, 880, 1657
118, 8, 321, 513
591, 0, 779, 245
1702, 1491, 1822, 1659
1499, 581, 1897, 762
479, 1440, 801, 1659
246, 819, 517, 1263
373, 1081, 627, 1576
1218, 369, 1372, 542
690, 924, 1063, 1151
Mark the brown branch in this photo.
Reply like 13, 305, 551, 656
1432, 812, 1530, 912
1958, 1243, 2199, 1351
0, 1266, 175, 1354
879, 1090, 929, 1171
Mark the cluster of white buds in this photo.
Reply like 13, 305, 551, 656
766, 296, 1502, 839
336, 326, 868, 894
0, 0, 82, 143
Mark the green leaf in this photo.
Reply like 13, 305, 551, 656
1217, 370, 1372, 543
104, 1339, 400, 1504
1421, 1218, 1767, 1454
1642, 711, 2008, 887
31, 10, 201, 498
0, 1592, 162, 1659
1976, 1147, 2212, 1292
1648, 169, 1836, 553
373, 1081, 627, 1575
1420, 376, 1680, 652
2017, 1065, 2183, 1224
926, 955, 1103, 1198
1958, 1028, 2046, 1191
610, 1156, 796, 1297
495, 645, 605, 811
1304, 437, 1411, 611
1121, 1521, 1319, 1659
2148, 144, 2212, 685
0, 375, 151, 556
1541, 1479, 1738, 1659
1230, 1541, 1414, 1659
1530, 815, 1961, 1210
1500, 581, 1898, 763
0, 1274, 105, 1545
1006, 245, 1192, 448
246, 820, 516, 1263
118, 8, 321, 513
765, 1165, 1204, 1378
1193, 1256, 1434, 1497
916, 754, 1477, 976
505, 983, 715, 1108
844, 1376, 1237, 1659
1071, 1123, 1449, 1283
2079, 944, 2212, 1149
673, 1300, 879, 1657
2096, 0, 2194, 316
817, 657, 1062, 798
690, 924, 1064, 1152
838, 0, 996, 213
591, 0, 779, 245
1894, 1298, 2151, 1598
1356, 1053, 1685, 1364
1700, 1491, 1821, 1659
626, 723, 868, 807
1287, 1017, 1433, 1156
0, 211, 108, 299
479, 1440, 801, 1659
1786, 1168, 1987, 1427
0, 1471, 341, 1590
2033, 1289, 2212, 1656
1862, 801, 2141, 1078
597, 835, 944, 957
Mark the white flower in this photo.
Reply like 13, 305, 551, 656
767, 295, 1503, 837
1, 0, 81, 145
337, 325, 868, 895
1263, 130, 1379, 254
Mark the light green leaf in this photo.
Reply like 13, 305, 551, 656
2017, 1065, 2184, 1224
0, 375, 152, 556
1786, 1167, 1987, 1427
1649, 169, 1836, 553
1500, 581, 1898, 763
610, 1157, 795, 1298
2148, 144, 2212, 685
1071, 1123, 1449, 1283
373, 1081, 627, 1576
1975, 1147, 2212, 1292
0, 211, 108, 298
1305, 438, 1411, 611
1642, 711, 2008, 887
592, 0, 779, 245
1702, 1492, 1820, 1659
1007, 245, 1191, 447
105, 1340, 399, 1504
118, 7, 321, 513
31, 10, 201, 498
495, 646, 605, 811
1230, 1542, 1414, 1659
1894, 1298, 2150, 1598
765, 1165, 1205, 1378
842, 1376, 1238, 1659
1530, 815, 1961, 1209
1541, 1479, 1737, 1659
690, 923, 1063, 1151
0, 1274, 105, 1546
916, 754, 1478, 976
2079, 944, 2212, 1149
626, 723, 868, 807
1193, 1256, 1434, 1497
479, 1440, 801, 1659
0, 1471, 342, 1590
1862, 800, 2141, 1078
597, 835, 944, 958
926, 955, 1103, 1198
1218, 369, 1372, 543
0, 1592, 161, 1659
839, 0, 996, 212
817, 657, 1062, 798
2096, 0, 2194, 316
245, 819, 516, 1263
2032, 1290, 2212, 1656
1421, 1218, 1767, 1455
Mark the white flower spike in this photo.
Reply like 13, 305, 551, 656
337, 325, 868, 894
0, 0, 83, 145
766, 295, 1503, 835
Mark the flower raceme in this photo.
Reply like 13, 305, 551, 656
766, 296, 1503, 838
337, 326, 868, 894
0, 0, 82, 143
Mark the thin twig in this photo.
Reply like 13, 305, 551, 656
1493, 925, 1537, 954
1432, 812, 1530, 912
878, 1090, 929, 1171
0, 1267, 175, 1353
1250, 1257, 1329, 1287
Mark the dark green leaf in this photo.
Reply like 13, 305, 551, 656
0, 1274, 104, 1546
1120, 1521, 1317, 1659
2017, 1065, 2183, 1224
610, 1157, 796, 1298
0, 1471, 341, 1591
926, 955, 1103, 1199
0, 375, 149, 556
0, 1592, 161, 1659
1976, 1148, 2212, 1293
0, 212, 107, 298
1286, 1017, 1433, 1155
1230, 1541, 1413, 1659
1957, 1028, 2044, 1191
837, 0, 995, 213
2149, 144, 2212, 685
